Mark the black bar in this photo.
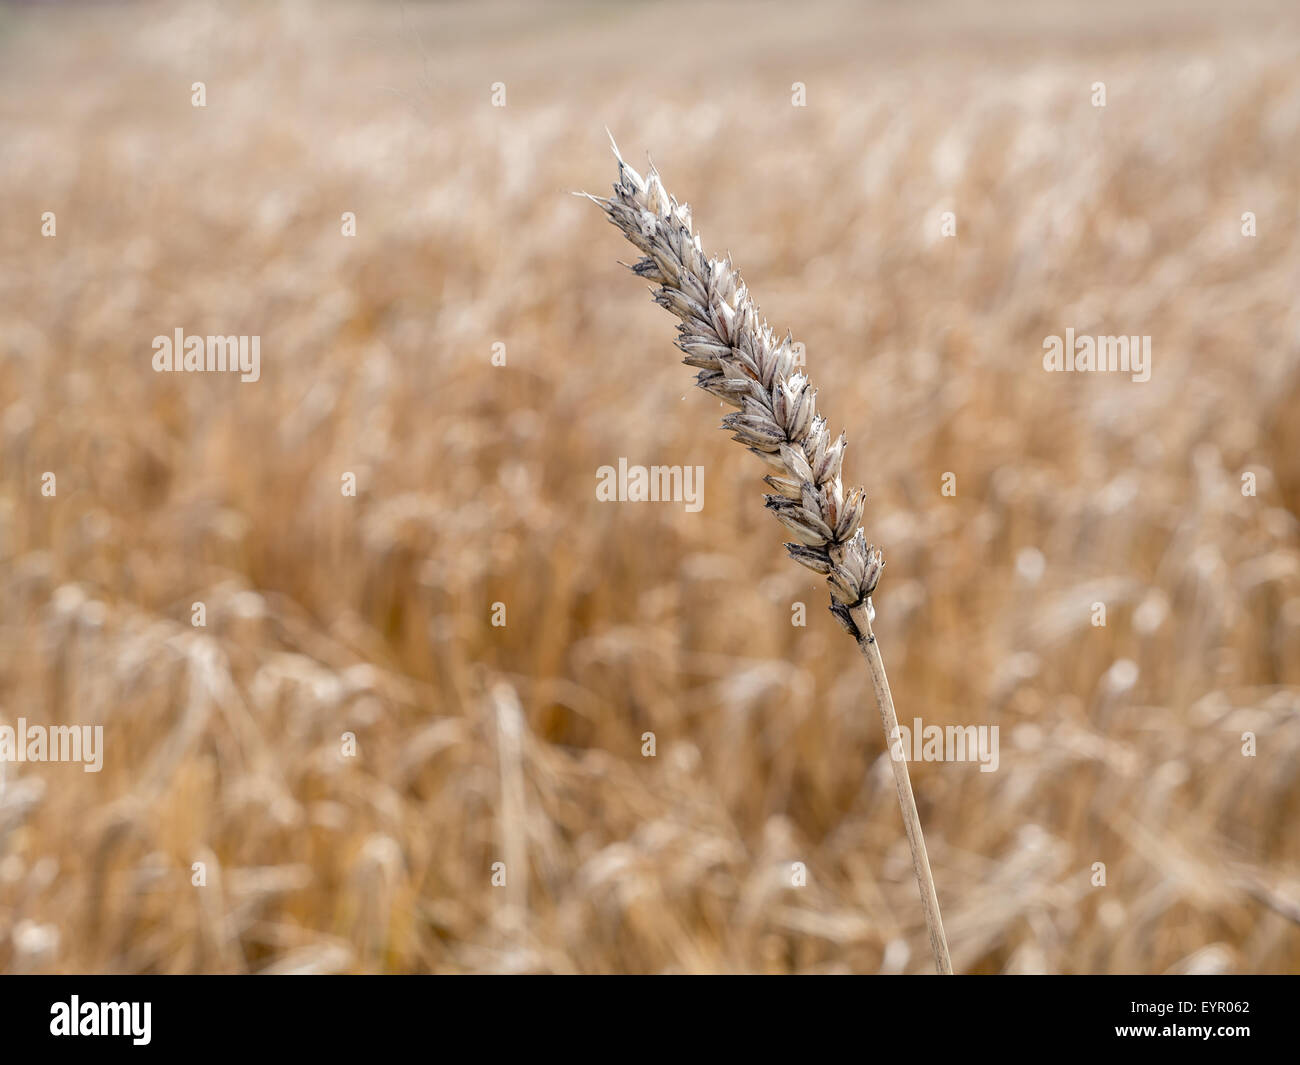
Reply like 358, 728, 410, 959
0, 975, 1290, 1053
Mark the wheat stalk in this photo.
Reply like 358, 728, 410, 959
588, 136, 953, 975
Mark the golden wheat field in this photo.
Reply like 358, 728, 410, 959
1, 0, 1299, 975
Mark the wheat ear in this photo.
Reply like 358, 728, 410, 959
588, 137, 953, 975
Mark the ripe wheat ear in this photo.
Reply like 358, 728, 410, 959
587, 137, 953, 975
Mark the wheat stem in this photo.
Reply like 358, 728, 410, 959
849, 602, 953, 974
591, 136, 952, 975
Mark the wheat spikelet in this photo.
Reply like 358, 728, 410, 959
590, 137, 881, 638
590, 137, 953, 974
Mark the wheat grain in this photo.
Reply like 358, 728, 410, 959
590, 136, 953, 974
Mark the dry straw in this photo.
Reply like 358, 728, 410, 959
589, 137, 953, 974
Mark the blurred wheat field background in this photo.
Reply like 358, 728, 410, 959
2, 0, 1299, 974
